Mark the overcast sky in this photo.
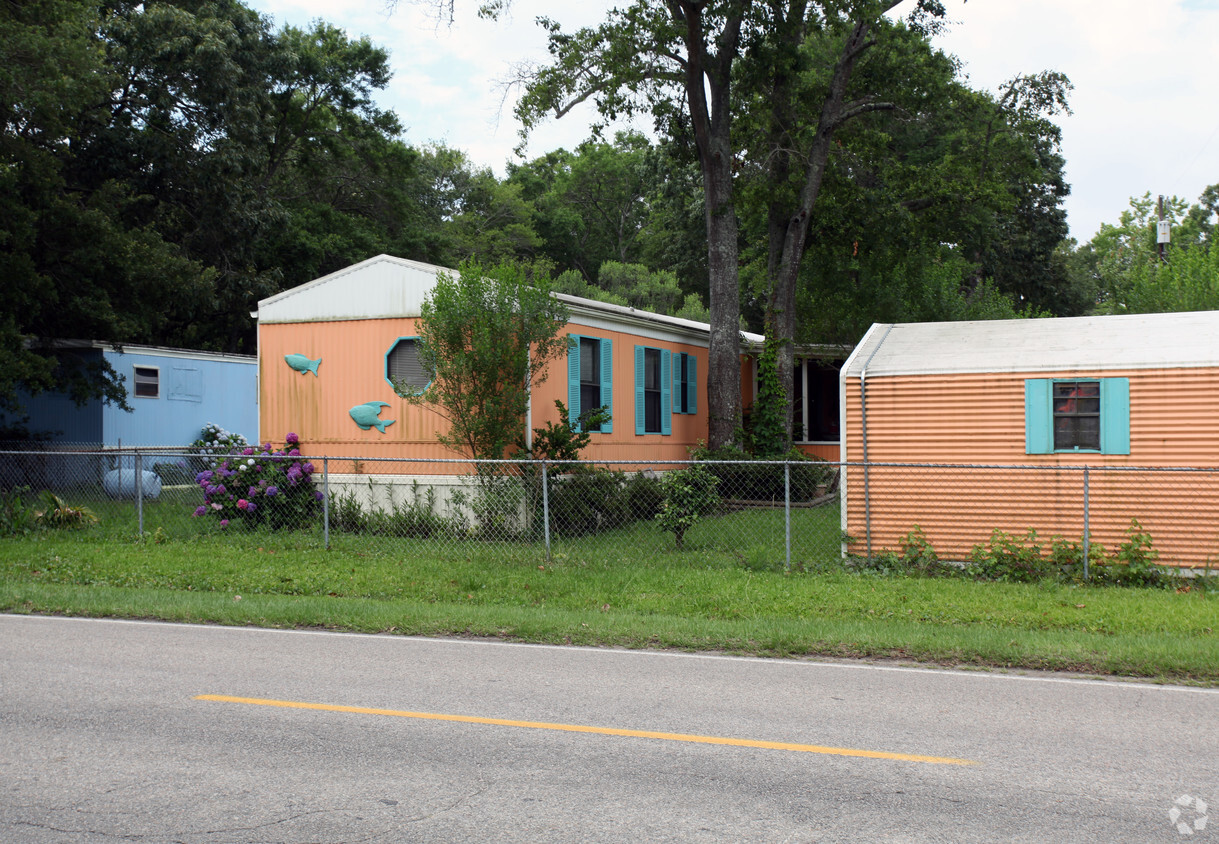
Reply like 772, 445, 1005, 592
245, 0, 1219, 243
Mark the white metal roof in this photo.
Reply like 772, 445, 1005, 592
255, 254, 445, 323
254, 253, 766, 346
841, 311, 1219, 378
45, 339, 254, 364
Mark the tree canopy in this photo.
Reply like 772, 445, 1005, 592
0, 0, 429, 412
2, 0, 1081, 436
516, 0, 1075, 447
1079, 189, 1219, 315
401, 260, 571, 461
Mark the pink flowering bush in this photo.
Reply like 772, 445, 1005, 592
191, 432, 322, 530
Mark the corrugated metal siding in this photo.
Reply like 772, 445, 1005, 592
843, 367, 1219, 566
103, 349, 257, 447
260, 318, 454, 464
261, 319, 717, 471
531, 326, 709, 462
797, 444, 838, 461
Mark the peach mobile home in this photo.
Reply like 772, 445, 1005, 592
839, 311, 1219, 567
255, 254, 769, 469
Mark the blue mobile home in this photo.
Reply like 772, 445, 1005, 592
2, 342, 258, 449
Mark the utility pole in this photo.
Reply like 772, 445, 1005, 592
1156, 195, 1171, 263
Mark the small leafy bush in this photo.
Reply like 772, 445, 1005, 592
624, 471, 664, 521
190, 431, 321, 530
1, 486, 37, 536
656, 463, 721, 550
968, 529, 1055, 583
1049, 536, 1106, 581
1094, 519, 1173, 587
898, 526, 954, 576
548, 467, 630, 537
34, 491, 99, 529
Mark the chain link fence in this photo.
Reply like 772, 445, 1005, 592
3, 446, 1217, 574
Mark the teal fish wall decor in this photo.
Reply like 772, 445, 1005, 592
284, 353, 321, 376
349, 401, 396, 433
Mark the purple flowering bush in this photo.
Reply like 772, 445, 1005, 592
191, 432, 322, 530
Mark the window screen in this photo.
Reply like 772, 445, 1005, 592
1053, 381, 1100, 451
387, 338, 430, 392
133, 366, 159, 398
579, 337, 603, 431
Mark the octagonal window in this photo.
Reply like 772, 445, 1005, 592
385, 337, 431, 393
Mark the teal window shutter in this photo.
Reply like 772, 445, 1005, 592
688, 355, 697, 414
600, 338, 613, 433
673, 355, 681, 408
634, 345, 645, 435
661, 349, 672, 434
1100, 377, 1130, 454
1025, 379, 1052, 454
568, 335, 582, 432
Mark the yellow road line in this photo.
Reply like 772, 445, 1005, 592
195, 694, 975, 766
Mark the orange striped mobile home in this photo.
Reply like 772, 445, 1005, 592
840, 312, 1219, 568
256, 255, 763, 475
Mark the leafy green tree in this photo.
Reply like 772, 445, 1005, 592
0, 0, 434, 411
517, 0, 951, 450
751, 62, 1073, 344
1084, 189, 1219, 314
0, 0, 212, 410
413, 144, 541, 265
399, 260, 571, 460
508, 132, 660, 278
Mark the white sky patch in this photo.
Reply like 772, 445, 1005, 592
246, 0, 1219, 242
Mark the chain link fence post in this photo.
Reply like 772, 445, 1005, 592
784, 460, 791, 573
541, 459, 551, 562
134, 451, 144, 537
322, 456, 330, 550
1082, 466, 1090, 581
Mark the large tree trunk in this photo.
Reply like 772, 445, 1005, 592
766, 14, 879, 441
677, 0, 744, 451
704, 143, 741, 450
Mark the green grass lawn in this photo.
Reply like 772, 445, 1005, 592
3, 495, 1217, 684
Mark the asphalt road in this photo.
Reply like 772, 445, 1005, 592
1, 614, 1216, 843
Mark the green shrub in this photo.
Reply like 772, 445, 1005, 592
968, 528, 1055, 583
1095, 519, 1173, 587
1049, 535, 1107, 581
548, 467, 630, 537
898, 526, 953, 576
624, 471, 664, 521
0, 486, 36, 537
691, 445, 832, 502
656, 463, 721, 550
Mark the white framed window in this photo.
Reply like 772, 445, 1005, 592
133, 366, 159, 399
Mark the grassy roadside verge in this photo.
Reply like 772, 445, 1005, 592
2, 532, 1217, 683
